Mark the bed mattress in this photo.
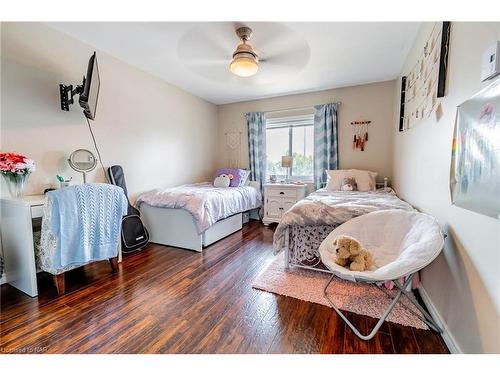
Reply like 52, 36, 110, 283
136, 182, 261, 234
273, 189, 414, 269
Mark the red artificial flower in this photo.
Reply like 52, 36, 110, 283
0, 152, 27, 164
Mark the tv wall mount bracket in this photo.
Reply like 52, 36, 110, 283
59, 78, 85, 111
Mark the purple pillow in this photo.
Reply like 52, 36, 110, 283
215, 168, 247, 187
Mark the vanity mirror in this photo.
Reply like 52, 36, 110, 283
68, 149, 97, 183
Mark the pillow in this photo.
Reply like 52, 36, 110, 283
325, 170, 353, 191
352, 169, 377, 191
239, 169, 250, 186
215, 168, 246, 187
326, 169, 378, 191
214, 174, 231, 188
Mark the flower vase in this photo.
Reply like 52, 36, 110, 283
2, 173, 30, 198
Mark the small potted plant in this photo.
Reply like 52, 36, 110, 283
0, 152, 36, 197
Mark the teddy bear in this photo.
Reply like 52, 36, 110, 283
332, 234, 374, 271
341, 177, 358, 191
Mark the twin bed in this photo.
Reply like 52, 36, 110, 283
137, 182, 261, 251
273, 188, 415, 272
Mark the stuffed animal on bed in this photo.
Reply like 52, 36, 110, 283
341, 177, 358, 191
332, 234, 374, 271
213, 174, 232, 188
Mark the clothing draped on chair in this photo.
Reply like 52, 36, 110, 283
313, 103, 338, 189
38, 183, 127, 274
247, 111, 267, 193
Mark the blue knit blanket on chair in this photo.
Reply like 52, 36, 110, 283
47, 183, 128, 269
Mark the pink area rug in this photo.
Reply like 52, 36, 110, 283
253, 254, 428, 330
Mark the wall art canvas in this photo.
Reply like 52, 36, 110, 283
400, 22, 451, 131
450, 79, 500, 219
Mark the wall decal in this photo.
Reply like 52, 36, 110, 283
225, 131, 242, 168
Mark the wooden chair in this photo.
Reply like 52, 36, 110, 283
51, 257, 118, 296
36, 185, 125, 296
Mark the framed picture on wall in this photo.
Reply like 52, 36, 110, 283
399, 22, 451, 131
450, 79, 500, 219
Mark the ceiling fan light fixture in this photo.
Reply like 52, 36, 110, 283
230, 27, 259, 77
230, 52, 259, 77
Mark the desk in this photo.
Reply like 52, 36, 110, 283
0, 195, 122, 297
1, 195, 45, 297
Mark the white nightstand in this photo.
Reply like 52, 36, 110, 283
262, 183, 307, 225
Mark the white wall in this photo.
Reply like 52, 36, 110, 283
0, 22, 4, 286
217, 81, 396, 183
393, 22, 500, 353
0, 22, 219, 202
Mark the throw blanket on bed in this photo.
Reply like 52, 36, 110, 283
136, 183, 262, 234
273, 189, 414, 254
41, 183, 128, 270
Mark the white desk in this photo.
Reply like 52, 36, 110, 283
0, 195, 122, 297
1, 195, 45, 297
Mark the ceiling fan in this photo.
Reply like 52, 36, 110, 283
177, 23, 310, 83
229, 26, 259, 77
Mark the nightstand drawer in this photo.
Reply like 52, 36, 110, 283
267, 188, 297, 198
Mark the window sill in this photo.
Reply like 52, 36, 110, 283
266, 179, 314, 184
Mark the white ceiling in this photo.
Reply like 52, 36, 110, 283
48, 22, 420, 105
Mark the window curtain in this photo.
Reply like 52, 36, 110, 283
313, 103, 338, 189
247, 112, 267, 193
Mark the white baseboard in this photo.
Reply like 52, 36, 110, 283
418, 285, 462, 354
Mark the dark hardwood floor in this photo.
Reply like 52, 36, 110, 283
0, 221, 448, 354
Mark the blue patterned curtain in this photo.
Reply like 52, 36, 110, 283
313, 103, 338, 189
247, 112, 267, 193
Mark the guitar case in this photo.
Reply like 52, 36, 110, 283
107, 165, 149, 253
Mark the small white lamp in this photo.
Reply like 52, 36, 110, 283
281, 155, 293, 183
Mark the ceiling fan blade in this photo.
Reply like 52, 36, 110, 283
178, 23, 235, 63
248, 23, 305, 57
184, 61, 235, 82
186, 59, 228, 67
261, 43, 310, 70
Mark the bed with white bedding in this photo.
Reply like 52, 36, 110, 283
137, 182, 261, 251
273, 188, 414, 271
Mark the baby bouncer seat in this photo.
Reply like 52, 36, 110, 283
319, 209, 445, 340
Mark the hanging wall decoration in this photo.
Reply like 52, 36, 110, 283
400, 22, 451, 131
450, 79, 500, 219
225, 131, 242, 168
350, 120, 371, 151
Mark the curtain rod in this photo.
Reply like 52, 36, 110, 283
244, 102, 341, 117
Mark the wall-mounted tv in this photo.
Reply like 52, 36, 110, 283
59, 52, 100, 120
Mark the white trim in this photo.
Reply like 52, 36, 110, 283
266, 176, 313, 183
418, 284, 462, 354
266, 114, 314, 128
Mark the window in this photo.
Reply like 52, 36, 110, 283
266, 114, 314, 181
